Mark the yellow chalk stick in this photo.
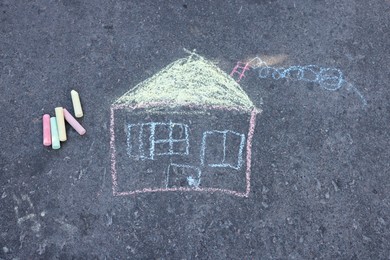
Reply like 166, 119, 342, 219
71, 90, 83, 118
55, 107, 67, 141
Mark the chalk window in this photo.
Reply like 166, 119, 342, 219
127, 121, 189, 160
200, 130, 245, 170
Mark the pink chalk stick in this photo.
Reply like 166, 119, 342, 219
43, 114, 51, 146
63, 108, 86, 135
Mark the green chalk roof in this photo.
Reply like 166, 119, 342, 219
113, 53, 255, 111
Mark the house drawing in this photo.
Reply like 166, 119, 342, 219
110, 52, 260, 197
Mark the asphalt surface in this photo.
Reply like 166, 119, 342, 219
0, 0, 389, 259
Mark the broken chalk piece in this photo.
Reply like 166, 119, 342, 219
63, 108, 86, 135
43, 114, 51, 146
71, 90, 83, 118
50, 117, 61, 149
55, 107, 67, 142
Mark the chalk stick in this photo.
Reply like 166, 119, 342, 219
55, 107, 67, 142
43, 114, 51, 146
63, 108, 86, 135
50, 117, 60, 149
71, 90, 83, 118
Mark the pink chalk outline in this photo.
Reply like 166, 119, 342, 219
110, 103, 259, 197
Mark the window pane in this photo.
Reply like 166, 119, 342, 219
154, 141, 171, 155
201, 131, 225, 166
172, 124, 187, 139
127, 123, 154, 160
154, 123, 170, 141
126, 124, 140, 158
171, 140, 189, 154
201, 130, 245, 169
225, 131, 245, 169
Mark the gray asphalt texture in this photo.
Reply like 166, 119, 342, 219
1, 0, 389, 259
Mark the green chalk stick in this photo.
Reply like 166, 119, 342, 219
50, 117, 61, 150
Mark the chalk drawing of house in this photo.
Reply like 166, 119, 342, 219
110, 53, 260, 197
